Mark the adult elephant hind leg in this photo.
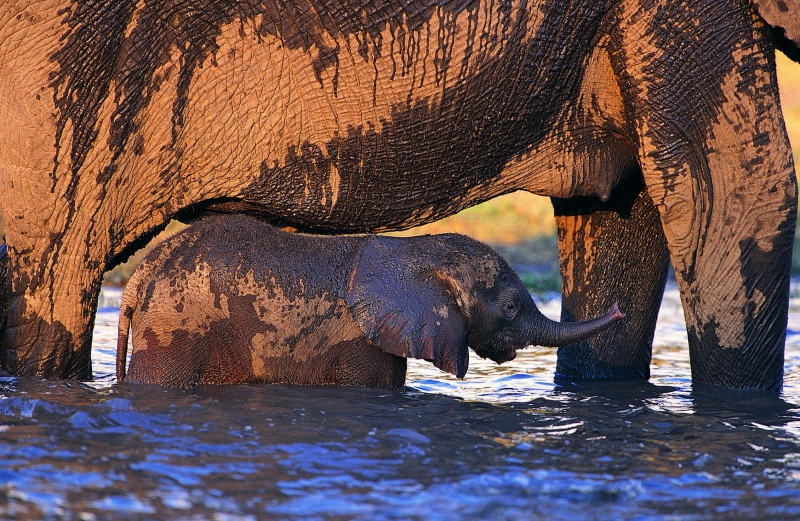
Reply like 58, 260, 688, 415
613, 1, 797, 389
553, 174, 670, 380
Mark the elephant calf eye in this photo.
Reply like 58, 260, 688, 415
503, 301, 517, 316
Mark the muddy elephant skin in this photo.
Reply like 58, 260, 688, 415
0, 0, 798, 389
116, 215, 623, 388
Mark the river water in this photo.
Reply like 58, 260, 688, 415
3, 285, 800, 519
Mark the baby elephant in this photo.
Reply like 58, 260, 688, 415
117, 214, 623, 388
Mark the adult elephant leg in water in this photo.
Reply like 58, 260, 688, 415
637, 4, 796, 390
554, 1, 796, 389
553, 175, 671, 381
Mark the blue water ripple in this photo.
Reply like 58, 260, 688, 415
384, 428, 431, 444
90, 494, 156, 514
129, 458, 260, 486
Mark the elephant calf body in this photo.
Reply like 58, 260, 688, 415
117, 215, 623, 388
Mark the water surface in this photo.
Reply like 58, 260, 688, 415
2, 285, 800, 519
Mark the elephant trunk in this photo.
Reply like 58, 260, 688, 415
529, 302, 624, 347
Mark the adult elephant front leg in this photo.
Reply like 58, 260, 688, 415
0, 201, 106, 379
613, 1, 797, 390
0, 8, 115, 378
553, 174, 670, 380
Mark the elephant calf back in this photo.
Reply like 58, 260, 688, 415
117, 216, 407, 388
117, 215, 624, 388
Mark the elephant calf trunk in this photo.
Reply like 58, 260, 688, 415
534, 302, 625, 347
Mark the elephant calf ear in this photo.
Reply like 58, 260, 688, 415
346, 238, 469, 378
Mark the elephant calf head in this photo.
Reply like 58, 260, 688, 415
117, 215, 624, 388
346, 233, 625, 378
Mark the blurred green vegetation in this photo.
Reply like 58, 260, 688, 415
494, 234, 562, 295
389, 191, 555, 244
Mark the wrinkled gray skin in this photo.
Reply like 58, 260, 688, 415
117, 215, 623, 388
1, 0, 799, 390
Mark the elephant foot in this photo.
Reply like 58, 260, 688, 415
2, 300, 89, 379
0, 241, 98, 379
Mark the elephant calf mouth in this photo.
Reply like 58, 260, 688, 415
474, 344, 518, 364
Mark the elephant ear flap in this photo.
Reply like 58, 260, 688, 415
346, 239, 469, 378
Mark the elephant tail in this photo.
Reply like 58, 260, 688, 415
116, 268, 143, 382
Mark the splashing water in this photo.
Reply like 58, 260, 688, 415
1, 284, 800, 519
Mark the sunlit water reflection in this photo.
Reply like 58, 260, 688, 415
2, 284, 800, 519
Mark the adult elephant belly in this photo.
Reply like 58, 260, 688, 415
108, 1, 622, 234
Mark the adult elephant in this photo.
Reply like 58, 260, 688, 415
0, 0, 797, 389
